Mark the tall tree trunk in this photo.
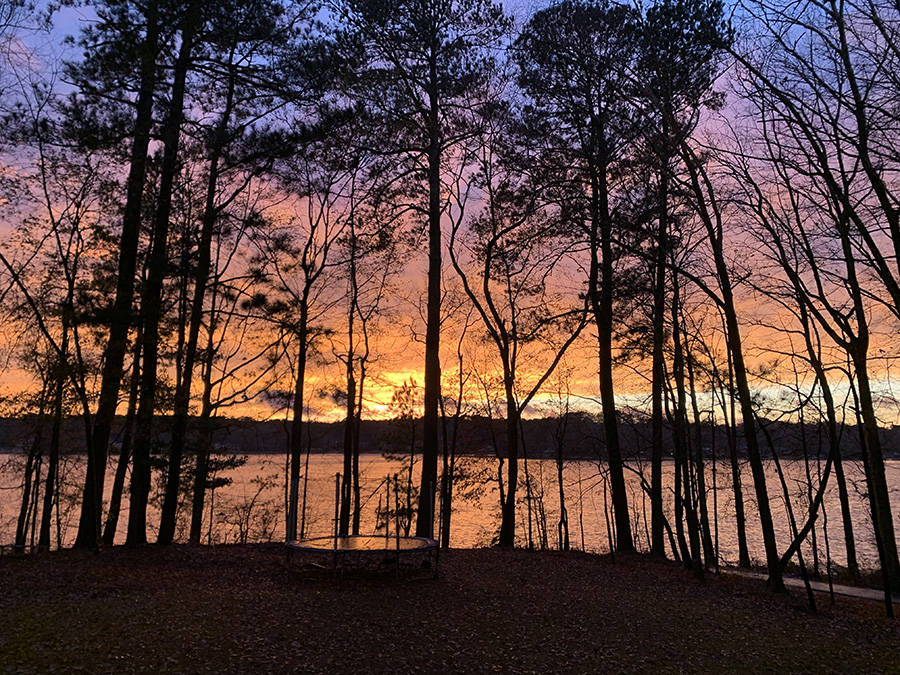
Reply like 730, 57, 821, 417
182, 54, 237, 545
650, 145, 668, 558
522, 419, 534, 550
154, 9, 201, 545
340, 234, 358, 537
665, 367, 692, 566
74, 0, 159, 549
588, 164, 632, 553
720, 276, 781, 588
188, 282, 220, 543
797, 387, 819, 578
839, 231, 900, 590
417, 58, 441, 540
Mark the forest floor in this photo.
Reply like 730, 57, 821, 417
1, 544, 899, 674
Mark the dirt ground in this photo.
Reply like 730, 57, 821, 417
1, 544, 899, 673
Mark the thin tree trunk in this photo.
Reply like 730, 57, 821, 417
717, 257, 781, 588
441, 345, 465, 549
838, 218, 898, 589
797, 394, 820, 578
286, 298, 309, 542
724, 345, 751, 568
685, 325, 715, 568
16, 426, 42, 553
193, 307, 218, 542
339, 358, 355, 536
522, 417, 534, 550
39, 364, 65, 551
352, 363, 363, 535
764, 417, 818, 612
183, 54, 238, 545
671, 281, 703, 579
102, 334, 141, 546
555, 404, 570, 552
665, 370, 691, 566
832, 430, 858, 578
850, 343, 900, 590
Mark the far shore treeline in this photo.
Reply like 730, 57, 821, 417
1, 415, 899, 461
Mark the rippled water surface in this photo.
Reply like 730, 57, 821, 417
2, 452, 898, 571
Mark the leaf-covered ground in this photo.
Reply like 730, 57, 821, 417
1, 544, 898, 673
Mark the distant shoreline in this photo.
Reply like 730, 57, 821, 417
1, 414, 897, 461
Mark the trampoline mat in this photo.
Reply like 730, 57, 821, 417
287, 535, 438, 552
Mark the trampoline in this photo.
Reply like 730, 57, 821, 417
286, 534, 438, 577
285, 473, 439, 577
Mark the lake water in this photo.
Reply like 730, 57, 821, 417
2, 452, 898, 572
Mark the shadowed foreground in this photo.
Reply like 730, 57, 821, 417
1, 545, 898, 673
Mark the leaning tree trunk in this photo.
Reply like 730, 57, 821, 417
719, 269, 782, 589
679, 142, 781, 589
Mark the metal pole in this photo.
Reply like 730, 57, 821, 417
437, 471, 444, 545
333, 472, 340, 573
394, 474, 400, 572
384, 478, 390, 545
